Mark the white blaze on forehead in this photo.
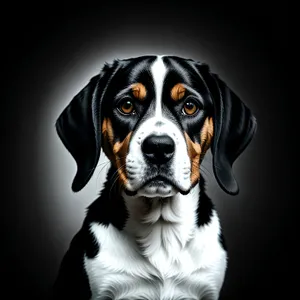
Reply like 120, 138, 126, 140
151, 56, 167, 118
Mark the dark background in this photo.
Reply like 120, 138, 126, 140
2, 2, 292, 299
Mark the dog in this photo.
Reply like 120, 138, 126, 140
52, 55, 257, 300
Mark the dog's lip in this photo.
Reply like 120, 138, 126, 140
124, 188, 138, 196
143, 175, 174, 187
124, 175, 191, 196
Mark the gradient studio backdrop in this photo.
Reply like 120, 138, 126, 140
2, 3, 291, 300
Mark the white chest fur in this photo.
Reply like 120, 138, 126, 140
84, 188, 227, 300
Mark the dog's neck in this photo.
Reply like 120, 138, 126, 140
86, 166, 213, 269
122, 186, 200, 266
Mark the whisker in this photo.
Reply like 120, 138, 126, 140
96, 160, 111, 167
109, 163, 126, 197
110, 163, 126, 182
95, 162, 111, 190
97, 155, 127, 167
109, 174, 120, 197
84, 154, 128, 174
190, 161, 213, 180
199, 167, 210, 179
190, 160, 212, 174
92, 155, 129, 191
200, 165, 213, 179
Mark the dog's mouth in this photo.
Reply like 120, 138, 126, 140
144, 175, 174, 187
124, 174, 190, 197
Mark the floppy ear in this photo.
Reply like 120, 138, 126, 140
198, 64, 257, 195
56, 63, 118, 192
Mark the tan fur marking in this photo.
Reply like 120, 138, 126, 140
184, 132, 201, 186
113, 132, 132, 185
184, 117, 214, 185
102, 118, 132, 184
131, 83, 147, 100
200, 117, 214, 161
171, 83, 186, 101
102, 118, 115, 162
102, 118, 132, 186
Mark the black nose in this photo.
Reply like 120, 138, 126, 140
141, 135, 175, 165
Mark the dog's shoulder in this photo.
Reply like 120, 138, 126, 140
52, 228, 92, 300
52, 173, 120, 300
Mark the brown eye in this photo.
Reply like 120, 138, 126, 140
182, 101, 198, 116
119, 100, 135, 115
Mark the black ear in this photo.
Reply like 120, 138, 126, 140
198, 64, 257, 195
56, 63, 118, 192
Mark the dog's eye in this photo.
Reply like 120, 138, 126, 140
182, 101, 199, 116
118, 99, 135, 115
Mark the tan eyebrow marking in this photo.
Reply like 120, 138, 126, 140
131, 83, 147, 100
171, 83, 186, 101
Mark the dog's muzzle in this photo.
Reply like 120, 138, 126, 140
124, 132, 191, 198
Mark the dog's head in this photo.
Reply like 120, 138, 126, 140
56, 55, 257, 197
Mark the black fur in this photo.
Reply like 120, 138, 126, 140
196, 176, 214, 227
52, 174, 218, 300
56, 55, 256, 195
85, 167, 129, 231
196, 63, 257, 195
53, 55, 256, 298
218, 231, 227, 252
52, 167, 129, 299
52, 228, 92, 300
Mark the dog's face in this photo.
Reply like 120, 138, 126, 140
101, 56, 214, 197
56, 55, 257, 196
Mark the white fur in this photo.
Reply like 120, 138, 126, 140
125, 56, 191, 196
84, 187, 227, 299
125, 116, 191, 196
83, 56, 227, 299
151, 55, 167, 118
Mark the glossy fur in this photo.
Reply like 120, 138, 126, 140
53, 55, 257, 300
